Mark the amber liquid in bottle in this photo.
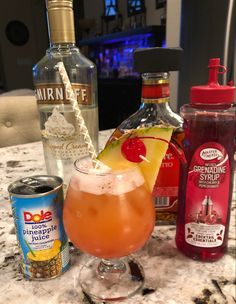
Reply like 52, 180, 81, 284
108, 73, 184, 224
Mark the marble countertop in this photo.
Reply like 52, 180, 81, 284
0, 130, 235, 304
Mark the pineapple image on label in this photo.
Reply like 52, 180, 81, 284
27, 240, 63, 279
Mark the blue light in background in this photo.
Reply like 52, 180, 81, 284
89, 32, 163, 78
104, 0, 117, 17
102, 33, 152, 45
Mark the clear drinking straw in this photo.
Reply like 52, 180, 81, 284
56, 61, 99, 167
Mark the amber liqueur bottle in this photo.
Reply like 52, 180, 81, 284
108, 47, 184, 224
33, 0, 99, 188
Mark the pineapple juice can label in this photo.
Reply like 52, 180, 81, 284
8, 175, 70, 280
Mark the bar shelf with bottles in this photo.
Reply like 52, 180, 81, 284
79, 25, 165, 130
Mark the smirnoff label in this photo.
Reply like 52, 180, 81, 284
35, 83, 92, 105
184, 142, 230, 248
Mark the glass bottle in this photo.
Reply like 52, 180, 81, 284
108, 47, 184, 224
32, 0, 99, 188
175, 58, 236, 261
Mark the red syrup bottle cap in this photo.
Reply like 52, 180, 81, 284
190, 58, 235, 104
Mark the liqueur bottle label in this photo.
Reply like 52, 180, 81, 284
153, 146, 180, 209
184, 142, 230, 248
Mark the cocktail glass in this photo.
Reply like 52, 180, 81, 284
63, 157, 155, 302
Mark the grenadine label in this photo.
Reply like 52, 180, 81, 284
185, 142, 230, 247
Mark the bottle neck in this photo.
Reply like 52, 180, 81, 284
47, 0, 76, 45
49, 42, 76, 49
141, 72, 170, 105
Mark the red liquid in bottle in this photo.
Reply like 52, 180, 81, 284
175, 58, 236, 262
175, 108, 235, 261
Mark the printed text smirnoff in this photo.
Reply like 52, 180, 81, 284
35, 84, 92, 105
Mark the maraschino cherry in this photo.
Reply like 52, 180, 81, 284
121, 138, 146, 163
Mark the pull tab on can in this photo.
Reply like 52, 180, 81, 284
20, 177, 54, 194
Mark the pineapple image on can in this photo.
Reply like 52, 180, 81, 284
8, 176, 71, 280
27, 240, 63, 279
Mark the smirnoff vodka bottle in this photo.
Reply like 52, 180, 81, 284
33, 0, 99, 187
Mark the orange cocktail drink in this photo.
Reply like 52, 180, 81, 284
63, 158, 155, 259
62, 125, 173, 302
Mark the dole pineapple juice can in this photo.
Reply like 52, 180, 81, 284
8, 175, 70, 280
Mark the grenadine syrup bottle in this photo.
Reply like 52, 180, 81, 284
108, 47, 184, 225
175, 58, 236, 261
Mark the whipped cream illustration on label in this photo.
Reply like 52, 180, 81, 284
43, 107, 75, 139
42, 107, 87, 159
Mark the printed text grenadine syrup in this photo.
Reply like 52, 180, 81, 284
175, 58, 236, 261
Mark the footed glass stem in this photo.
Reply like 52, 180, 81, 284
79, 257, 144, 302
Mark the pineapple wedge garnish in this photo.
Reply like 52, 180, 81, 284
97, 125, 174, 192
